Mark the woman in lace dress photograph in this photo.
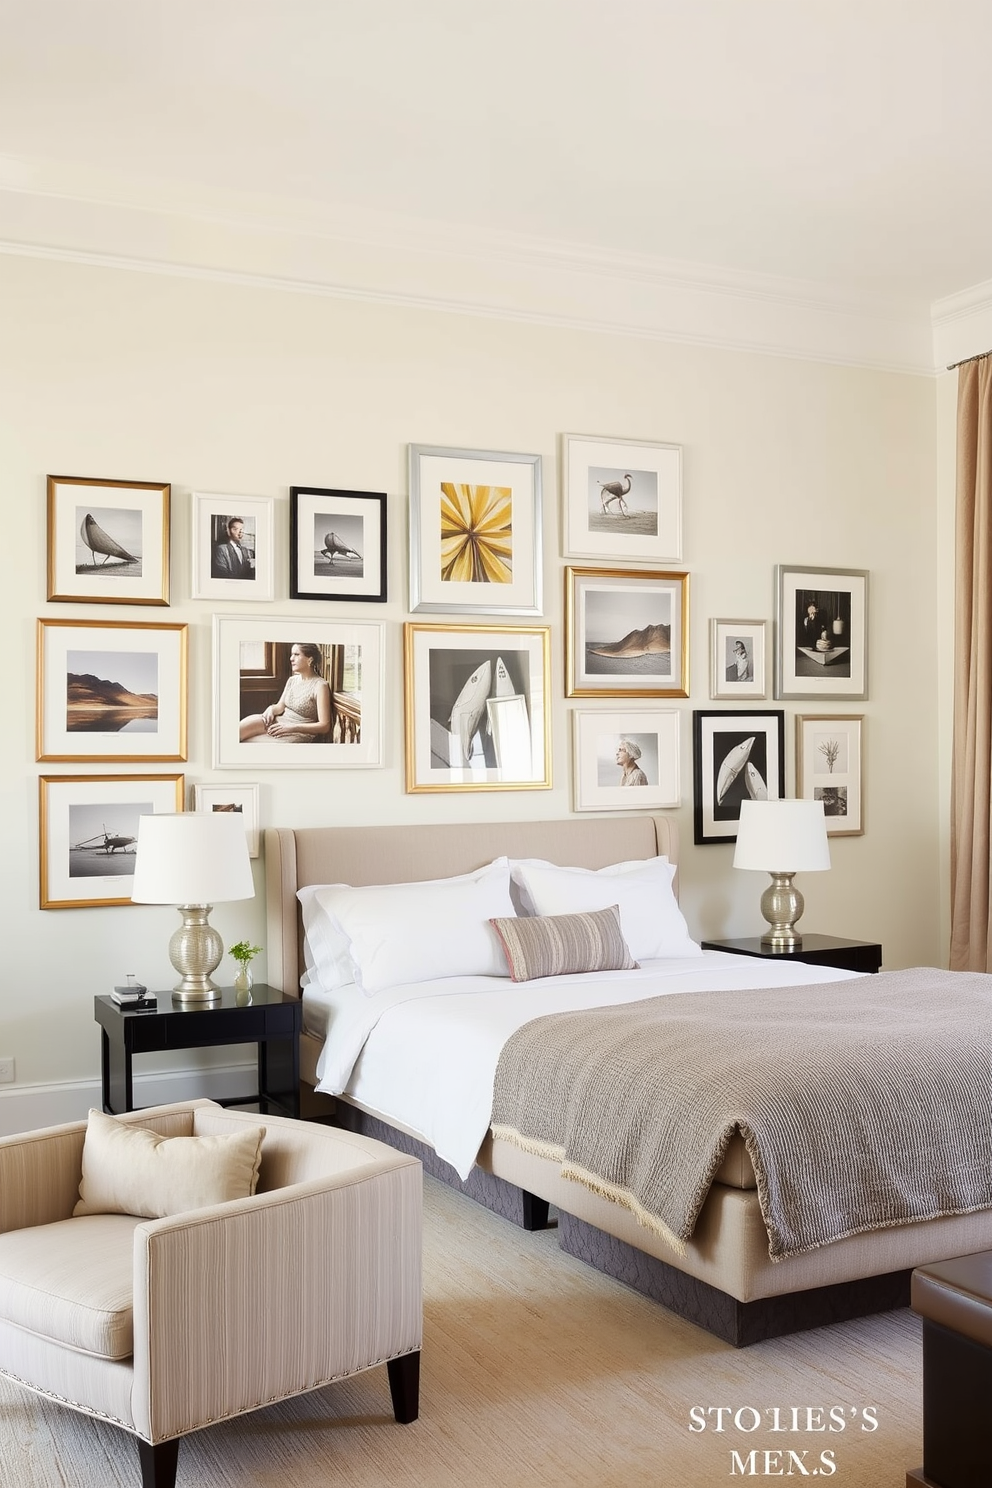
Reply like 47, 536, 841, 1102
239, 642, 331, 742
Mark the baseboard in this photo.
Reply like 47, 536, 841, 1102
0, 1061, 258, 1135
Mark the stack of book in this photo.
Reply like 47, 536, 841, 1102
111, 981, 157, 1009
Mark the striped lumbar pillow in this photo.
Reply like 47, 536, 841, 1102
490, 905, 638, 982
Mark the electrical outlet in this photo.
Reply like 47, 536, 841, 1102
0, 1057, 14, 1083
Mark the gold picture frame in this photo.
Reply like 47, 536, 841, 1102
39, 773, 185, 909
47, 474, 171, 606
565, 566, 689, 698
37, 618, 188, 763
404, 622, 552, 792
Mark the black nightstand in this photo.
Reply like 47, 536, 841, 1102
700, 934, 882, 975
94, 984, 301, 1118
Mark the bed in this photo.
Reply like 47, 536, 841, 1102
264, 815, 992, 1346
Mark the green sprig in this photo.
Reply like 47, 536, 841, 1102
229, 940, 262, 965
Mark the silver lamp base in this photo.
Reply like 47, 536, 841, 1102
758, 872, 805, 951
168, 904, 224, 1003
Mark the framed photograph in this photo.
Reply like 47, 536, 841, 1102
710, 619, 767, 699
692, 709, 786, 845
39, 773, 184, 909
289, 486, 387, 603
404, 623, 551, 792
192, 781, 261, 857
797, 714, 864, 836
190, 493, 275, 601
408, 444, 542, 614
213, 616, 383, 769
37, 618, 188, 763
47, 474, 170, 605
775, 565, 869, 700
565, 566, 689, 698
561, 433, 682, 563
572, 709, 680, 812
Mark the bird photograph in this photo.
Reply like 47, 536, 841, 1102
586, 465, 659, 537
75, 508, 142, 575
312, 514, 364, 577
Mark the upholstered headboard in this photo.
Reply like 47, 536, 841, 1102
264, 815, 679, 997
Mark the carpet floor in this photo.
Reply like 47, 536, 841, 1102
1, 1174, 924, 1487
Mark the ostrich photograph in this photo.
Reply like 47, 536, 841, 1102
586, 464, 659, 537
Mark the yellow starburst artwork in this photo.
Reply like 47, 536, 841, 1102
440, 482, 512, 584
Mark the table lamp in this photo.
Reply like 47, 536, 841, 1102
732, 799, 830, 950
130, 813, 255, 1002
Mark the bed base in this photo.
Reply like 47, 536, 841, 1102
331, 1104, 551, 1232
557, 1212, 912, 1347
328, 1105, 910, 1346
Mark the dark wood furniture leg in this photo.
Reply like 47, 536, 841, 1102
332, 1105, 550, 1231
137, 1436, 180, 1488
387, 1350, 421, 1424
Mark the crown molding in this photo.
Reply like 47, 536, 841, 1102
932, 277, 992, 369
0, 176, 939, 375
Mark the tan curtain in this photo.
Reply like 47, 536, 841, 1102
950, 355, 992, 969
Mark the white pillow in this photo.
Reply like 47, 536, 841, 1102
299, 858, 515, 995
509, 856, 701, 961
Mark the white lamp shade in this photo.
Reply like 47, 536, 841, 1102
130, 813, 255, 905
732, 799, 831, 873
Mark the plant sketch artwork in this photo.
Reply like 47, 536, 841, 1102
798, 714, 863, 834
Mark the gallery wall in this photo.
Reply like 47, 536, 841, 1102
0, 250, 941, 1129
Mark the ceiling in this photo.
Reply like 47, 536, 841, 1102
2, 1, 991, 367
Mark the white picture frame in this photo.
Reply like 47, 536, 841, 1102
191, 492, 275, 602
572, 709, 680, 812
561, 433, 682, 563
213, 616, 383, 769
192, 781, 261, 857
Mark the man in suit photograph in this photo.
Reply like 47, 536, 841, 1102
212, 516, 255, 580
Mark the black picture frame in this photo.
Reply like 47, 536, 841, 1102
289, 487, 387, 603
692, 709, 786, 845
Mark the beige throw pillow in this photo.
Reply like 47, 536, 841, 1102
73, 1109, 264, 1219
490, 905, 638, 983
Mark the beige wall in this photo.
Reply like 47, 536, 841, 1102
0, 252, 941, 1125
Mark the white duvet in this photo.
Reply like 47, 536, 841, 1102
307, 950, 861, 1180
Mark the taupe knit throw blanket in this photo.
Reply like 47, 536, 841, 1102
490, 968, 992, 1260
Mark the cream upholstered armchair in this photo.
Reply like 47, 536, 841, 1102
0, 1100, 423, 1488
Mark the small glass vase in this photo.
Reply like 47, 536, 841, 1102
233, 964, 253, 1003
